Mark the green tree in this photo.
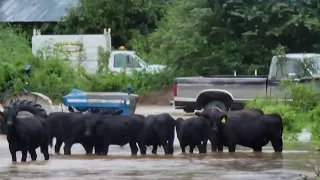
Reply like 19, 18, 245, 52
143, 0, 320, 75
55, 0, 171, 48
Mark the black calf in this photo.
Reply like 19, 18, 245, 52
0, 107, 50, 162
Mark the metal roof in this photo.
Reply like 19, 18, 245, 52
0, 0, 79, 22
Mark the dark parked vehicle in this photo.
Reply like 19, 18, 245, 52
171, 53, 320, 113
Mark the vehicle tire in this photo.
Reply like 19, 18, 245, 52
204, 100, 228, 112
0, 100, 47, 135
183, 108, 194, 113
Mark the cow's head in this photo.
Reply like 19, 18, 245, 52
195, 110, 228, 131
0, 107, 18, 127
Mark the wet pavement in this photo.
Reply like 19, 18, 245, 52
0, 106, 319, 180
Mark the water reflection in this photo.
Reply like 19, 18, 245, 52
0, 138, 317, 179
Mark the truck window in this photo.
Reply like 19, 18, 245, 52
275, 58, 309, 79
114, 53, 142, 68
132, 57, 141, 68
127, 56, 141, 68
126, 56, 133, 68
114, 54, 128, 68
304, 57, 320, 74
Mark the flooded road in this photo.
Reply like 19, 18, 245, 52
0, 106, 319, 180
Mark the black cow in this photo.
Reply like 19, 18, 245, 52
175, 116, 216, 154
143, 113, 175, 154
195, 108, 264, 151
226, 108, 264, 118
198, 111, 283, 152
45, 112, 93, 155
94, 114, 147, 156
0, 108, 50, 162
46, 110, 123, 155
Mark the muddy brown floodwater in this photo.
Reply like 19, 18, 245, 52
0, 106, 319, 180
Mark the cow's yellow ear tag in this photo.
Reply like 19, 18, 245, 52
221, 117, 226, 124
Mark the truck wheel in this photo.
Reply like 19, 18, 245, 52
0, 100, 47, 135
204, 100, 228, 112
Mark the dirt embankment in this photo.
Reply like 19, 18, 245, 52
137, 91, 173, 106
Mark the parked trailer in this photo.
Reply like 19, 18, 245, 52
32, 28, 112, 74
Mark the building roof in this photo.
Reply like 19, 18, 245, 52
0, 0, 79, 22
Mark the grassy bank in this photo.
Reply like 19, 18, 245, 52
245, 81, 320, 141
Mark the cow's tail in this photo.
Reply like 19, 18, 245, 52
175, 118, 183, 134
47, 125, 53, 148
46, 128, 53, 148
49, 136, 53, 148
281, 119, 283, 136
271, 113, 283, 136
278, 114, 283, 136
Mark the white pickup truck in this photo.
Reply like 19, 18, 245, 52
31, 28, 166, 74
108, 49, 166, 74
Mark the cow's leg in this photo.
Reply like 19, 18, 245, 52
63, 138, 75, 155
29, 149, 37, 161
83, 143, 94, 154
20, 141, 29, 162
54, 139, 63, 154
159, 138, 169, 155
189, 144, 195, 153
152, 144, 158, 154
21, 150, 28, 162
137, 138, 147, 155
179, 141, 186, 153
217, 139, 224, 152
208, 132, 217, 152
202, 140, 208, 153
129, 141, 138, 155
216, 136, 224, 152
41, 134, 50, 160
197, 143, 206, 153
225, 133, 237, 152
167, 129, 175, 154
271, 138, 283, 152
103, 140, 110, 156
9, 143, 17, 162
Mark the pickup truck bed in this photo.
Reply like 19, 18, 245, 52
172, 75, 286, 112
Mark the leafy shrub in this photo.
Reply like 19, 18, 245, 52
0, 25, 179, 104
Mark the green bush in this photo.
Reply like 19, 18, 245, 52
0, 25, 179, 104
82, 69, 179, 94
246, 81, 320, 141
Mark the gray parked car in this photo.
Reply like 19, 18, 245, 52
171, 53, 320, 113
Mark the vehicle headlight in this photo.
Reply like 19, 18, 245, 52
125, 99, 130, 105
121, 99, 130, 105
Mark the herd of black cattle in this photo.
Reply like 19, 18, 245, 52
0, 101, 283, 162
